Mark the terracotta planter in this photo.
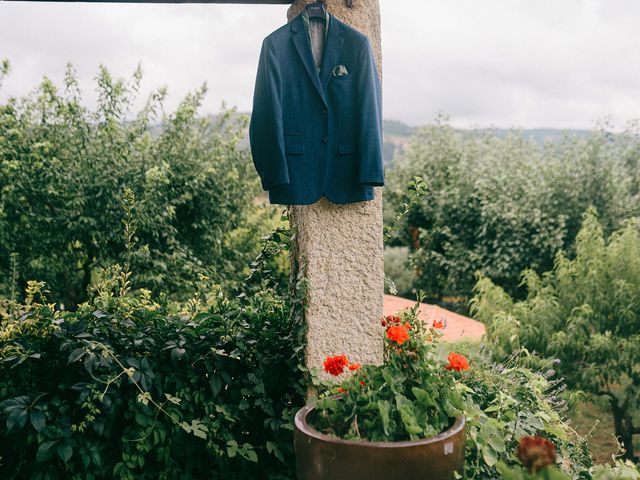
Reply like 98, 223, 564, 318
294, 402, 465, 480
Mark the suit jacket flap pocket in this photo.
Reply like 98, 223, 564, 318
338, 144, 355, 155
285, 143, 304, 155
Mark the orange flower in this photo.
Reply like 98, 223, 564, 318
337, 387, 348, 393
445, 352, 469, 371
348, 363, 361, 371
403, 321, 412, 330
432, 319, 444, 329
386, 325, 410, 345
324, 355, 349, 376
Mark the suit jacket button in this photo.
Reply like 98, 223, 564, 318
322, 136, 329, 143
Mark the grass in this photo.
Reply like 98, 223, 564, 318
568, 400, 640, 465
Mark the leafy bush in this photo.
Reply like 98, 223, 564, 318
471, 207, 640, 460
460, 347, 592, 479
0, 58, 272, 308
383, 115, 640, 306
0, 192, 306, 479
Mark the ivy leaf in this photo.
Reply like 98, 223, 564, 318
36, 440, 58, 463
210, 376, 222, 397
164, 393, 182, 405
171, 347, 186, 361
226, 440, 238, 458
6, 408, 28, 433
242, 447, 258, 463
181, 419, 207, 439
190, 420, 208, 440
57, 442, 73, 463
30, 409, 46, 432
266, 441, 284, 463
67, 348, 86, 364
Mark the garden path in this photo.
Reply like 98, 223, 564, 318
383, 295, 485, 342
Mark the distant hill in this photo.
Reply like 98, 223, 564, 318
381, 119, 594, 166
152, 113, 597, 166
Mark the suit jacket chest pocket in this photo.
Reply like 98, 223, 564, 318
330, 76, 355, 142
282, 70, 303, 135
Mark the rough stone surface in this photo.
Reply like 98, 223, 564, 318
287, 0, 384, 373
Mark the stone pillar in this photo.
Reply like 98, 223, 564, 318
287, 0, 384, 372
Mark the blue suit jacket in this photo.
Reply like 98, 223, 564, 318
249, 12, 384, 205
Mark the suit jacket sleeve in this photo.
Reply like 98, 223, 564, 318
356, 37, 385, 187
249, 37, 290, 191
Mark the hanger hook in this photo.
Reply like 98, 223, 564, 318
311, 0, 354, 9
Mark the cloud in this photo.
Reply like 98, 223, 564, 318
380, 0, 640, 129
1, 0, 638, 129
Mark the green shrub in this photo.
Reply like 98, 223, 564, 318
0, 197, 306, 479
0, 58, 272, 308
453, 344, 592, 480
384, 115, 640, 305
471, 207, 640, 461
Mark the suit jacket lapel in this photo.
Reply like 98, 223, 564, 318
319, 15, 344, 94
291, 14, 326, 105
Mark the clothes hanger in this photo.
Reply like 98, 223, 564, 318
306, 0, 327, 22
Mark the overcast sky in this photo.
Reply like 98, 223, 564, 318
1, 0, 639, 130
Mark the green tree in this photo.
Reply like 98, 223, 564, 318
0, 59, 273, 308
384, 115, 639, 307
471, 207, 640, 460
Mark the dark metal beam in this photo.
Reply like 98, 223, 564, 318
2, 0, 294, 3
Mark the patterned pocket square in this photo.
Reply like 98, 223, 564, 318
332, 64, 349, 76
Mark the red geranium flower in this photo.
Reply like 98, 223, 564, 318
359, 380, 365, 386
516, 436, 557, 473
432, 319, 444, 329
324, 355, 349, 376
445, 352, 469, 371
403, 321, 412, 330
348, 363, 361, 371
386, 325, 410, 345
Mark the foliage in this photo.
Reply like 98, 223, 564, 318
306, 300, 593, 479
383, 246, 416, 298
0, 191, 307, 480
497, 463, 570, 480
383, 114, 640, 305
470, 207, 640, 460
496, 435, 570, 480
308, 298, 466, 441
591, 459, 640, 480
460, 348, 592, 480
0, 57, 272, 308
382, 175, 427, 297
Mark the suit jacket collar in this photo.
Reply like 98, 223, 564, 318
290, 12, 344, 107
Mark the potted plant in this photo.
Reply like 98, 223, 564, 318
294, 300, 469, 480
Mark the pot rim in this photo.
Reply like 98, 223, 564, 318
295, 401, 466, 448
